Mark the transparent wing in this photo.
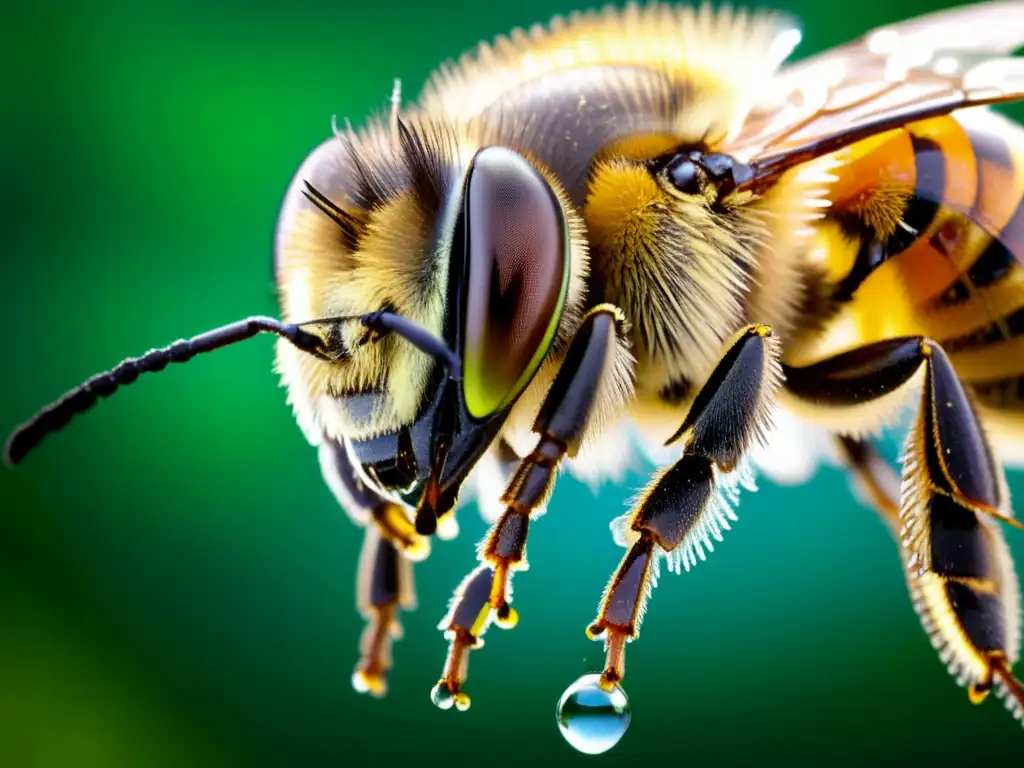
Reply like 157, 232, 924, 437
729, 0, 1024, 182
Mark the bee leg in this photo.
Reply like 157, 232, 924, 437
784, 338, 1024, 722
432, 564, 496, 712
351, 526, 416, 697
318, 437, 424, 697
834, 435, 902, 529
587, 325, 781, 690
484, 307, 628, 621
432, 305, 630, 709
319, 437, 430, 561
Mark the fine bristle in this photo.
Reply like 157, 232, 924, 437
606, 455, 758, 643
993, 666, 1024, 725
611, 457, 757, 576
421, 2, 799, 140
899, 387, 1023, 694
744, 152, 841, 343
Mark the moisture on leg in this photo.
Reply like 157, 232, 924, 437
556, 673, 631, 755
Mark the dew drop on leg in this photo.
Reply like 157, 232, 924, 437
555, 674, 631, 754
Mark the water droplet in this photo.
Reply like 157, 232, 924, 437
352, 671, 370, 694
430, 683, 455, 710
351, 670, 386, 697
556, 673, 631, 755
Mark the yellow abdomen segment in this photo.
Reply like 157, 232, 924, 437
795, 111, 1024, 419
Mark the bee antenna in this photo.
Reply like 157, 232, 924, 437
2, 317, 323, 467
3, 311, 460, 468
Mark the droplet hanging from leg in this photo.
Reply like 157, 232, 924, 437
562, 324, 781, 753
431, 305, 632, 708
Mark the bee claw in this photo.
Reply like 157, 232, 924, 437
494, 602, 519, 629
352, 668, 389, 698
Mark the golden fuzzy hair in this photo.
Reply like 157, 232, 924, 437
274, 114, 591, 445
422, 2, 799, 145
417, 1, 826, 402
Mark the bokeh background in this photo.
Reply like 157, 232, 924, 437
3, 0, 1024, 765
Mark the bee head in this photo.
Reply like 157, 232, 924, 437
275, 116, 587, 532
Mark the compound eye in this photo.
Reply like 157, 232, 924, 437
699, 153, 734, 181
461, 147, 570, 420
665, 156, 704, 195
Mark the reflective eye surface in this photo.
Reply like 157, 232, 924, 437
699, 152, 735, 180
461, 147, 569, 419
665, 155, 704, 195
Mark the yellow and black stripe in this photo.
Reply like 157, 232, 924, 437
819, 112, 1024, 414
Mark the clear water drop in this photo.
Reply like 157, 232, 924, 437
556, 673, 631, 755
430, 683, 455, 710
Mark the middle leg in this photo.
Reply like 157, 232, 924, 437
585, 324, 782, 691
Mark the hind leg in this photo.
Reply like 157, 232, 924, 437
785, 337, 1024, 721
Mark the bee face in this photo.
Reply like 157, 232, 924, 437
273, 131, 448, 447
274, 119, 589, 507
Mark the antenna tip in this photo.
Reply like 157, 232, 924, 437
3, 418, 37, 467
3, 429, 24, 467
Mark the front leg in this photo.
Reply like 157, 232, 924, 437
431, 305, 634, 710
584, 325, 782, 693
350, 526, 415, 697
319, 437, 421, 697
784, 338, 1024, 721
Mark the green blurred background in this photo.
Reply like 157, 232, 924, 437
3, 0, 1024, 765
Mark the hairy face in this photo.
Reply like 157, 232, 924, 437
272, 117, 596, 449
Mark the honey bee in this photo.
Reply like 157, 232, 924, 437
7, 0, 1024, 753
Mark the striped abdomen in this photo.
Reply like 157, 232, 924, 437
805, 111, 1024, 442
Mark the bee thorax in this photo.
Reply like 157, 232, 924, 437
584, 159, 762, 391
